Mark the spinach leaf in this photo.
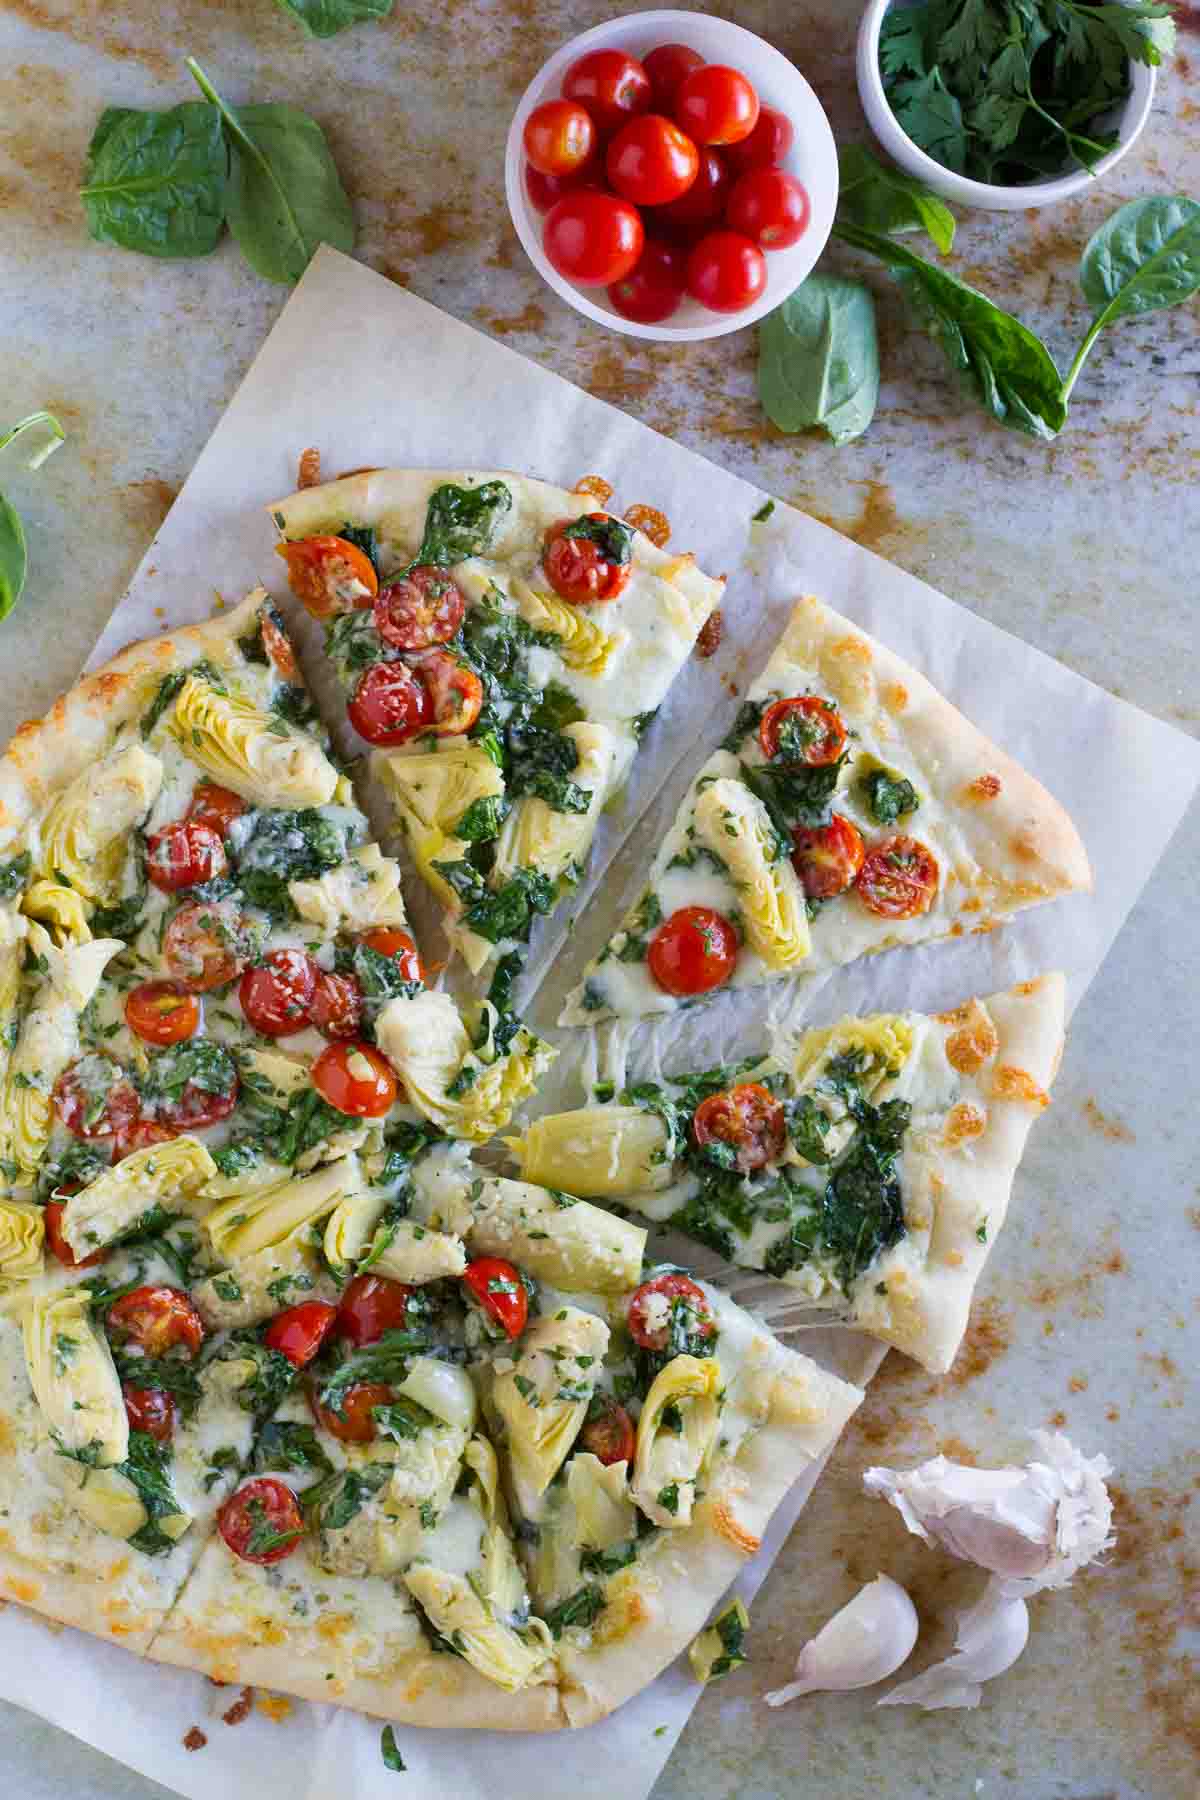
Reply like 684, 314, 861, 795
758, 275, 880, 446
785, 1094, 833, 1166
836, 143, 955, 253
416, 480, 513, 566
454, 794, 508, 842
559, 514, 634, 565
543, 1584, 606, 1638
275, 0, 394, 38
432, 859, 556, 944
507, 721, 589, 814
0, 851, 31, 899
1063, 195, 1200, 401
122, 1431, 187, 1556
81, 102, 227, 259
325, 608, 386, 686
380, 1726, 406, 1774
740, 754, 846, 834
346, 938, 423, 1004
303, 1461, 393, 1530
112, 1351, 203, 1416
225, 1336, 298, 1418
141, 1039, 238, 1106
314, 1327, 429, 1417
859, 767, 920, 825
532, 680, 585, 733
186, 60, 354, 285
0, 411, 66, 621
251, 1419, 334, 1474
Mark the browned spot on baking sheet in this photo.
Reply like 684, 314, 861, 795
583, 347, 658, 408
478, 301, 547, 337
222, 1686, 254, 1726
1095, 1481, 1200, 1761
1028, 1235, 1127, 1317
120, 479, 179, 534
1084, 1097, 1135, 1142
1068, 1374, 1088, 1393
1049, 1408, 1068, 1428
183, 1727, 207, 1752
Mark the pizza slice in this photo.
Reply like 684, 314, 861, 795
560, 595, 1090, 1023
508, 973, 1066, 1375
266, 469, 723, 984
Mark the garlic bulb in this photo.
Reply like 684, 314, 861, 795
878, 1581, 1029, 1711
763, 1574, 918, 1706
863, 1430, 1114, 1596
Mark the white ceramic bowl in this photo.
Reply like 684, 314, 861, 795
505, 9, 839, 341
856, 0, 1155, 211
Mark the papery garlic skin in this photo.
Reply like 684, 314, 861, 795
878, 1581, 1029, 1711
763, 1574, 918, 1706
864, 1430, 1114, 1596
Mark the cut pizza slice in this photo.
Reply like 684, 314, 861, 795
560, 595, 1090, 1024
509, 973, 1066, 1375
266, 469, 724, 983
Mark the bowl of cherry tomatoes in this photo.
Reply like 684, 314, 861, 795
505, 9, 838, 341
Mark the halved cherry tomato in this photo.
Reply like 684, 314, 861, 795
260, 606, 302, 683
309, 969, 363, 1040
160, 1072, 238, 1133
113, 1118, 179, 1161
239, 948, 317, 1038
725, 104, 795, 174
726, 168, 811, 250
643, 42, 705, 109
606, 114, 700, 207
125, 981, 200, 1047
43, 1197, 107, 1270
523, 98, 596, 176
52, 1062, 139, 1140
187, 782, 246, 837
418, 651, 483, 736
790, 814, 865, 900
650, 146, 731, 236
163, 901, 250, 992
311, 1041, 398, 1118
674, 64, 760, 146
685, 229, 766, 313
347, 660, 432, 746
108, 1285, 205, 1356
608, 238, 687, 324
145, 819, 227, 893
336, 1273, 414, 1346
647, 905, 738, 997
360, 926, 425, 987
218, 1477, 305, 1564
579, 1396, 636, 1466
309, 1379, 393, 1444
758, 695, 847, 766
373, 568, 466, 651
462, 1255, 528, 1339
543, 516, 632, 605
561, 47, 652, 136
123, 1385, 175, 1443
693, 1082, 786, 1173
856, 836, 940, 920
544, 190, 645, 287
264, 1300, 338, 1369
627, 1272, 716, 1353
276, 536, 378, 619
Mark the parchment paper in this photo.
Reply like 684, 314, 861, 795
3, 246, 1197, 1800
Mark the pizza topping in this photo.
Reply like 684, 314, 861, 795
856, 836, 939, 919
108, 1285, 206, 1356
347, 660, 432, 745
264, 1300, 338, 1368
187, 782, 247, 836
543, 514, 634, 604
692, 1082, 786, 1173
146, 818, 229, 893
309, 969, 364, 1040
579, 1395, 636, 1466
647, 905, 738, 997
462, 1255, 528, 1339
627, 1272, 716, 1353
417, 651, 484, 736
759, 696, 847, 767
163, 901, 253, 991
239, 948, 318, 1037
43, 1196, 108, 1269
311, 1040, 398, 1117
113, 1118, 179, 1160
123, 1383, 176, 1442
336, 1273, 414, 1346
790, 814, 865, 900
309, 1378, 393, 1443
53, 1058, 140, 1140
260, 607, 302, 684
276, 535, 379, 619
218, 1477, 305, 1564
374, 568, 466, 650
125, 981, 201, 1047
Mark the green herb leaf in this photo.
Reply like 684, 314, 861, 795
416, 480, 513, 566
81, 102, 227, 259
276, 0, 394, 37
887, 66, 968, 173
0, 411, 66, 621
542, 1583, 606, 1638
1064, 195, 1200, 402
251, 1419, 334, 1474
560, 514, 634, 565
380, 1725, 406, 1773
0, 851, 31, 899
758, 275, 880, 446
859, 767, 920, 825
836, 143, 956, 254
454, 794, 509, 843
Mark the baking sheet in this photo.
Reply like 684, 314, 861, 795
2, 246, 1197, 1800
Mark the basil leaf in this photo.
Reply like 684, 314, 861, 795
186, 60, 353, 285
836, 143, 955, 254
758, 276, 879, 446
81, 102, 227, 259
275, 0, 393, 38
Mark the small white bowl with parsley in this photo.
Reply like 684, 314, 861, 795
856, 0, 1171, 210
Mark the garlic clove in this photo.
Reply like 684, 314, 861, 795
763, 1574, 918, 1706
878, 1579, 1029, 1711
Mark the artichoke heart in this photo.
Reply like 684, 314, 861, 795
169, 674, 337, 809
370, 1219, 467, 1285
491, 722, 623, 888
323, 1187, 387, 1275
492, 1306, 609, 1513
567, 1452, 636, 1553
631, 1353, 723, 1528
204, 1154, 363, 1261
289, 842, 409, 934
37, 743, 163, 903
693, 778, 811, 972
404, 1564, 554, 1693
397, 1356, 477, 1431
57, 1459, 148, 1541
0, 1200, 44, 1279
467, 1176, 646, 1294
508, 1107, 674, 1198
21, 880, 92, 947
689, 1597, 750, 1683
375, 990, 555, 1143
795, 1014, 914, 1095
23, 1287, 128, 1465
193, 1230, 323, 1331
62, 1134, 217, 1259
509, 577, 626, 677
370, 742, 506, 912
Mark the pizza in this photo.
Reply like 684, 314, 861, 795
560, 595, 1090, 1023
508, 974, 1065, 1374
266, 469, 723, 986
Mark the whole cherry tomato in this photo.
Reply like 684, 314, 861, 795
650, 147, 731, 236
523, 98, 596, 176
124, 981, 200, 1047
418, 651, 483, 736
856, 836, 940, 920
647, 905, 738, 997
52, 1062, 139, 1140
544, 190, 645, 287
790, 814, 865, 900
543, 515, 633, 604
685, 230, 766, 313
525, 158, 602, 214
606, 114, 700, 207
108, 1285, 205, 1356
360, 926, 425, 987
145, 819, 227, 893
643, 42, 705, 109
579, 1396, 636, 1466
163, 901, 250, 992
561, 47, 652, 136
347, 660, 432, 745
309, 969, 363, 1040
692, 1082, 786, 1173
312, 1041, 398, 1117
309, 1379, 393, 1444
218, 1478, 305, 1564
123, 1385, 175, 1442
462, 1256, 528, 1339
239, 948, 318, 1038
674, 64, 760, 146
259, 607, 302, 683
725, 104, 795, 173
275, 536, 378, 618
43, 1197, 107, 1270
627, 1272, 716, 1353
264, 1300, 338, 1368
374, 568, 465, 651
336, 1273, 414, 1346
608, 238, 687, 324
187, 782, 246, 837
726, 168, 811, 250
759, 696, 847, 766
